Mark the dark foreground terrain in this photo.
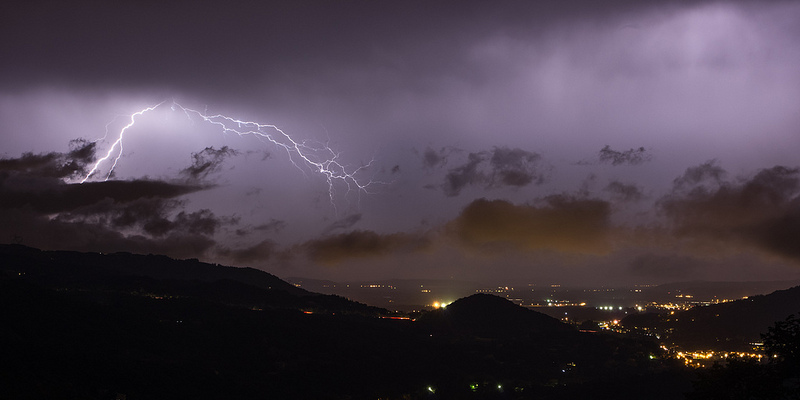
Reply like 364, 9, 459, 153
5, 244, 796, 399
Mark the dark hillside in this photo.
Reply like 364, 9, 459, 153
0, 244, 381, 315
670, 285, 800, 350
418, 293, 573, 338
0, 245, 692, 399
621, 285, 800, 351
0, 244, 304, 294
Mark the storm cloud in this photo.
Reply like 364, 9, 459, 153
0, 143, 228, 259
604, 181, 645, 202
421, 146, 455, 170
2, 0, 800, 284
489, 147, 545, 187
446, 197, 612, 253
180, 146, 239, 181
0, 139, 95, 179
629, 254, 702, 280
322, 213, 363, 235
300, 230, 430, 265
661, 164, 800, 261
598, 146, 653, 166
441, 147, 546, 196
217, 240, 276, 265
442, 152, 487, 197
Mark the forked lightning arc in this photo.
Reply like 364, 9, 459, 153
80, 100, 376, 206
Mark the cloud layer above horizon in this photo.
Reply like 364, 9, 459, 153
2, 0, 800, 285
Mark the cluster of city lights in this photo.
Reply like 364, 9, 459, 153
431, 301, 450, 309
427, 382, 510, 394
672, 350, 765, 367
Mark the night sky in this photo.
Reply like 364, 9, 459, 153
2, 0, 800, 285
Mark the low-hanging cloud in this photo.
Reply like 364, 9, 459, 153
446, 196, 611, 253
0, 138, 96, 179
0, 205, 218, 259
1, 142, 206, 213
254, 219, 287, 233
670, 159, 727, 192
321, 213, 363, 235
0, 144, 228, 259
628, 253, 702, 280
299, 230, 430, 265
0, 178, 207, 214
604, 181, 645, 202
217, 240, 276, 265
660, 163, 800, 261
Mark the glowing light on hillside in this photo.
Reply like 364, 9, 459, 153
431, 301, 451, 309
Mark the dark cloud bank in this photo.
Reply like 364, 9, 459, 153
3, 139, 800, 283
276, 161, 800, 283
662, 163, 800, 261
447, 197, 611, 253
0, 143, 230, 259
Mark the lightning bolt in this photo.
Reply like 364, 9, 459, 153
80, 100, 377, 208
81, 102, 165, 183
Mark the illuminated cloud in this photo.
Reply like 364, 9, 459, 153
0, 139, 95, 179
180, 146, 240, 181
441, 147, 546, 196
446, 197, 611, 253
0, 145, 227, 259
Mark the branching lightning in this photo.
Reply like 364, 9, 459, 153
81, 102, 165, 183
80, 100, 377, 207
